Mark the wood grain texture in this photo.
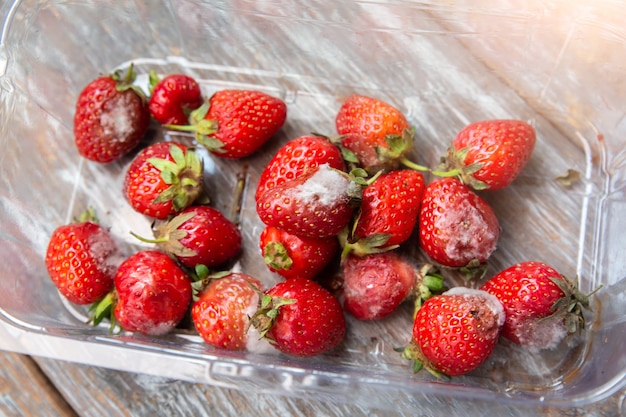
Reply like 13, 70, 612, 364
0, 351, 77, 417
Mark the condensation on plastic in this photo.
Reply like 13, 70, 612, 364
1, 0, 625, 412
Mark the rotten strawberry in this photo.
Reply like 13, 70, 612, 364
113, 250, 192, 336
192, 272, 264, 351
256, 163, 357, 239
255, 135, 346, 201
74, 64, 150, 163
481, 261, 598, 351
419, 177, 500, 270
402, 287, 504, 377
45, 208, 119, 305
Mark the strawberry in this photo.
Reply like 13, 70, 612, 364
260, 226, 339, 280
335, 94, 414, 172
402, 287, 505, 377
256, 163, 357, 239
255, 135, 346, 201
437, 119, 536, 191
74, 64, 150, 163
44, 209, 119, 305
419, 177, 500, 269
113, 250, 192, 336
148, 71, 203, 125
344, 169, 425, 256
124, 141, 204, 220
250, 277, 346, 357
168, 89, 287, 158
341, 252, 416, 320
480, 261, 596, 351
191, 272, 263, 351
132, 205, 242, 268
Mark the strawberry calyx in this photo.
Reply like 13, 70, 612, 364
324, 133, 366, 169
262, 241, 293, 272
329, 127, 431, 174
148, 69, 160, 95
164, 102, 225, 154
397, 341, 449, 380
88, 290, 118, 333
547, 275, 601, 335
130, 211, 199, 259
433, 146, 489, 191
110, 63, 147, 104
412, 264, 446, 316
74, 207, 99, 224
375, 128, 428, 172
146, 144, 204, 211
330, 166, 380, 207
190, 268, 232, 300
458, 259, 490, 281
249, 293, 297, 342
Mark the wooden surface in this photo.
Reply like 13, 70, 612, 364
0, 350, 624, 416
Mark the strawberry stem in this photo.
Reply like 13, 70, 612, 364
129, 230, 168, 244
399, 156, 431, 173
227, 170, 247, 225
430, 167, 462, 178
163, 124, 199, 132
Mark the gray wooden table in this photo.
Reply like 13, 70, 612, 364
1, 350, 624, 417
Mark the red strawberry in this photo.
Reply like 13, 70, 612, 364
124, 142, 204, 220
438, 119, 536, 190
260, 226, 339, 280
250, 277, 346, 357
419, 177, 500, 269
132, 205, 242, 268
402, 288, 504, 377
255, 135, 346, 201
74, 64, 150, 163
191, 272, 263, 351
148, 71, 203, 125
345, 169, 425, 255
113, 250, 192, 336
480, 261, 595, 351
335, 94, 414, 172
256, 163, 356, 239
44, 209, 119, 305
169, 89, 287, 158
341, 252, 416, 320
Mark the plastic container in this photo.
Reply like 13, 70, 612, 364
1, 0, 625, 411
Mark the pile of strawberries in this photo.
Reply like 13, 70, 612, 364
44, 65, 598, 378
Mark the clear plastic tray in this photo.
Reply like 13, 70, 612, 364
1, 0, 625, 412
